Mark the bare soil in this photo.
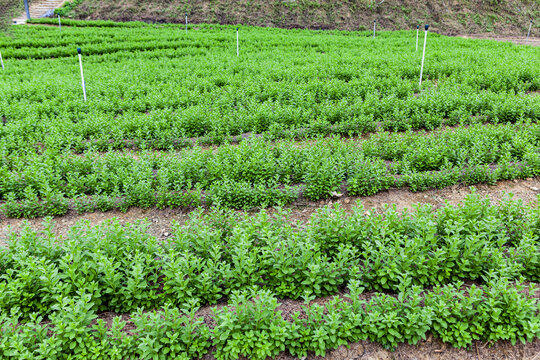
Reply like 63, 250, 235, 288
307, 338, 540, 360
458, 34, 540, 46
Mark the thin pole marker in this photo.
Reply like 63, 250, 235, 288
24, 0, 31, 20
0, 51, 4, 70
416, 25, 419, 51
527, 20, 532, 40
77, 48, 87, 102
185, 13, 188, 33
236, 27, 239, 56
58, 15, 61, 30
419, 24, 429, 88
373, 20, 376, 38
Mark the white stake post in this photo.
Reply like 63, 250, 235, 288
373, 20, 376, 38
416, 25, 419, 51
24, 0, 31, 20
0, 51, 4, 70
236, 28, 239, 56
419, 24, 429, 88
77, 48, 87, 102
58, 15, 61, 30
185, 13, 188, 33
527, 20, 532, 40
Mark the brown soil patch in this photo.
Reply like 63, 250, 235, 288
316, 338, 540, 360
459, 34, 540, 46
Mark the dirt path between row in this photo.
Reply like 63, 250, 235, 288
1, 177, 538, 244
458, 34, 540, 46
273, 338, 540, 360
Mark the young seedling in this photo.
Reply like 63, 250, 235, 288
419, 24, 429, 88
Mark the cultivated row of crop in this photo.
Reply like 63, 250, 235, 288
0, 25, 538, 154
1, 85, 537, 154
2, 194, 539, 317
1, 123, 539, 217
1, 195, 539, 357
1, 280, 538, 359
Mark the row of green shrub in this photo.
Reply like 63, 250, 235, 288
2, 194, 539, 319
1, 123, 540, 217
1, 279, 538, 359
0, 159, 537, 218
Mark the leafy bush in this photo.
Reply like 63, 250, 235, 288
212, 290, 288, 360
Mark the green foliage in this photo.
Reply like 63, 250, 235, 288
0, 25, 538, 215
3, 279, 536, 358
213, 290, 288, 360
1, 196, 540, 357
425, 278, 540, 348
348, 157, 394, 196
2, 21, 539, 360
303, 156, 343, 200
207, 180, 298, 209
2, 193, 540, 319
132, 303, 211, 359
0, 120, 537, 217
2, 192, 68, 218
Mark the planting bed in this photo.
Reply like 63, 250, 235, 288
0, 21, 539, 359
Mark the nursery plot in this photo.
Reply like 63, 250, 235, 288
0, 23, 539, 218
1, 194, 540, 358
1, 20, 540, 359
0, 24, 538, 154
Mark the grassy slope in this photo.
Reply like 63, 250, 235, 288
61, 0, 540, 35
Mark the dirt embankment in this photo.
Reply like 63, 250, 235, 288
61, 0, 539, 36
